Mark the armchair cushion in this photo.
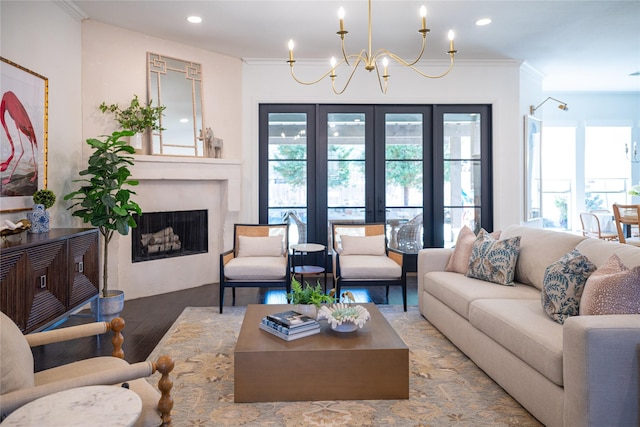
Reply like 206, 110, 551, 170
340, 235, 386, 256
237, 235, 284, 257
0, 312, 35, 394
339, 255, 402, 279
224, 256, 288, 280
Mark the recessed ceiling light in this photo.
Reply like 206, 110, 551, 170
476, 18, 492, 26
187, 16, 202, 24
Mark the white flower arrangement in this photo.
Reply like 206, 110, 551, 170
317, 303, 371, 329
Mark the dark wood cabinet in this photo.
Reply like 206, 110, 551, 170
0, 229, 99, 333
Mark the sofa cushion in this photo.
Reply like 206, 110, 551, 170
467, 230, 520, 285
237, 235, 284, 257
541, 250, 596, 324
0, 311, 35, 395
340, 235, 386, 256
423, 271, 540, 320
501, 225, 586, 290
469, 298, 564, 387
224, 256, 288, 280
574, 238, 640, 268
580, 254, 640, 315
338, 255, 401, 279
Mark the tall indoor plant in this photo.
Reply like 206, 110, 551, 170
64, 130, 142, 319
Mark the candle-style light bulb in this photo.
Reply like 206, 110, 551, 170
420, 6, 427, 30
448, 30, 455, 52
382, 57, 389, 75
288, 39, 294, 61
330, 56, 337, 75
338, 7, 345, 32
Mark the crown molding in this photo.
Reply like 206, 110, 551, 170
53, 0, 88, 22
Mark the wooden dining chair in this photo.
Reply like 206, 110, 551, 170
612, 204, 640, 246
579, 212, 618, 241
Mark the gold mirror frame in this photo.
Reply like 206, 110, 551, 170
147, 53, 205, 156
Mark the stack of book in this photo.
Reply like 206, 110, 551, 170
259, 309, 321, 341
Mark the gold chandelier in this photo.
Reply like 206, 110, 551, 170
286, 0, 457, 94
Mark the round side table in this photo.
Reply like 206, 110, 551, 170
2, 385, 142, 427
291, 243, 327, 290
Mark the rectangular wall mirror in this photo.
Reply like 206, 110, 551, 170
148, 52, 205, 156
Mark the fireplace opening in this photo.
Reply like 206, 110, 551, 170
132, 210, 208, 263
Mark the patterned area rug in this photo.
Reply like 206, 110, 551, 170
146, 306, 541, 426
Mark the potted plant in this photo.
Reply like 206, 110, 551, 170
64, 130, 142, 320
99, 94, 165, 151
27, 189, 56, 233
286, 276, 335, 318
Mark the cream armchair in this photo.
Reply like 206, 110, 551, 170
0, 311, 174, 426
219, 223, 290, 313
332, 222, 408, 311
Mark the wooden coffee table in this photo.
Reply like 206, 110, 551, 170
234, 303, 409, 402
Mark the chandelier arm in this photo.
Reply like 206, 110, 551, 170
289, 65, 337, 86
332, 57, 365, 95
403, 54, 455, 79
373, 62, 388, 94
340, 37, 352, 67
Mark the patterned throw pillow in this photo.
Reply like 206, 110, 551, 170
446, 227, 503, 274
466, 230, 520, 286
580, 254, 640, 315
541, 250, 596, 324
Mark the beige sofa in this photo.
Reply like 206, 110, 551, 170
417, 225, 640, 427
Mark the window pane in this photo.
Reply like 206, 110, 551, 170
443, 113, 482, 247
585, 126, 632, 208
541, 127, 575, 230
327, 113, 366, 224
268, 112, 308, 244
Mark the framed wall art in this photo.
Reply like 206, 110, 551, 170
524, 115, 542, 222
0, 57, 48, 212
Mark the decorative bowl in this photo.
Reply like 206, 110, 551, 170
317, 303, 370, 332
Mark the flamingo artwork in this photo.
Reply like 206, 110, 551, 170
1, 90, 38, 186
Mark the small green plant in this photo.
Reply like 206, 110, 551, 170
33, 189, 56, 209
99, 94, 166, 134
287, 276, 335, 307
630, 184, 640, 197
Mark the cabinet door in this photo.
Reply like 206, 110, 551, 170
0, 250, 28, 331
24, 240, 67, 332
68, 231, 99, 307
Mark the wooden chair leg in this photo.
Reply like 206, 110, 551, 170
154, 355, 174, 427
109, 317, 125, 359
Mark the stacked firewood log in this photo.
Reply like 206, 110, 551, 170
140, 227, 182, 254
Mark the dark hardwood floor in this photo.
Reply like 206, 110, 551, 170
32, 276, 418, 372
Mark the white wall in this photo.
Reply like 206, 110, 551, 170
81, 20, 243, 160
242, 58, 527, 229
1, 1, 82, 227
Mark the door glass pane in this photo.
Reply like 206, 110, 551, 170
443, 113, 482, 247
385, 113, 423, 252
327, 113, 366, 223
268, 112, 307, 245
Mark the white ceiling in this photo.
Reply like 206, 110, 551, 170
69, 0, 640, 92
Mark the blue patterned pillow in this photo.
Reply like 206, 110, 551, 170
541, 249, 596, 324
466, 229, 521, 286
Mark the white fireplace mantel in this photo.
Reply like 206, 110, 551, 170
130, 155, 242, 211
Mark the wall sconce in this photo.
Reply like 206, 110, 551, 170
529, 97, 569, 115
625, 142, 639, 163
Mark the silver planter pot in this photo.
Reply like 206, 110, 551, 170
91, 290, 125, 322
